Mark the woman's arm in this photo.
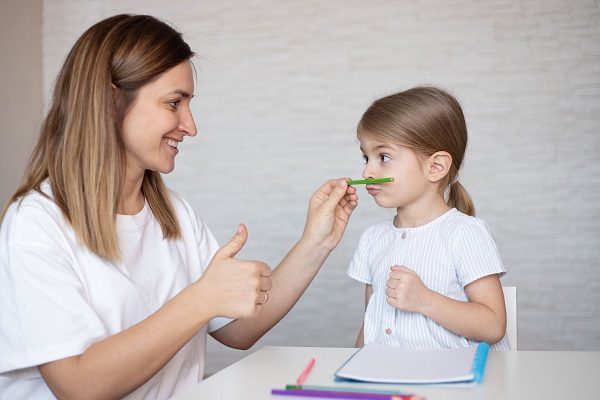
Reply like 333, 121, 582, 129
38, 179, 356, 398
211, 179, 358, 349
385, 267, 507, 344
38, 224, 272, 400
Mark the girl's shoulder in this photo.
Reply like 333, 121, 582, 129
359, 217, 397, 244
438, 208, 491, 231
363, 216, 396, 234
438, 209, 496, 246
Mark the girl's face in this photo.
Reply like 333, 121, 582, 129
121, 60, 197, 179
359, 134, 430, 210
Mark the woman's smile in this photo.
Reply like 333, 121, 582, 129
163, 137, 180, 154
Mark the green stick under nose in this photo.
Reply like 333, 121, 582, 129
346, 177, 394, 185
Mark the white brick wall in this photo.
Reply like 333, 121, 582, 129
42, 0, 600, 376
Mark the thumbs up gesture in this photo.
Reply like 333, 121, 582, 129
198, 224, 272, 320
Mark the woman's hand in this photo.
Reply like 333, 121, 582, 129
195, 224, 272, 320
302, 179, 358, 251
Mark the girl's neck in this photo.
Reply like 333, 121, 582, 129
394, 197, 451, 228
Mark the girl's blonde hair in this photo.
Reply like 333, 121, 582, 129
1, 14, 195, 261
358, 86, 475, 216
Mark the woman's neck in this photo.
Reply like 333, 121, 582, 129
118, 172, 145, 215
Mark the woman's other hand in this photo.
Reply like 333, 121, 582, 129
302, 179, 358, 251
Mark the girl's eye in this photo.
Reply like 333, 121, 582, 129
381, 154, 391, 163
362, 155, 368, 164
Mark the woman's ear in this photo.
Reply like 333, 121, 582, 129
111, 83, 119, 101
427, 151, 452, 183
110, 83, 120, 120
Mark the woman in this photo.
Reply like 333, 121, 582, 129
0, 14, 358, 399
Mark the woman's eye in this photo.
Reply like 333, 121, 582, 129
169, 100, 180, 109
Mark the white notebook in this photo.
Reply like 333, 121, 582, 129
334, 342, 490, 384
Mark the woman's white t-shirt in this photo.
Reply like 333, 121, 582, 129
0, 181, 230, 399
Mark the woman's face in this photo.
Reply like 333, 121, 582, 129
121, 60, 196, 179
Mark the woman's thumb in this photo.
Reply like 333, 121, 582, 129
217, 224, 248, 259
323, 179, 348, 207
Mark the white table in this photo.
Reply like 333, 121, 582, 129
171, 346, 600, 400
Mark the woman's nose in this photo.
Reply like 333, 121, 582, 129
179, 109, 197, 137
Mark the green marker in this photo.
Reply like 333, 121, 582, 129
346, 177, 394, 185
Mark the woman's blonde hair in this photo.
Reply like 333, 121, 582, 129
1, 14, 195, 260
357, 86, 475, 216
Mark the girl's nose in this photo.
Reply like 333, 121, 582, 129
362, 164, 375, 180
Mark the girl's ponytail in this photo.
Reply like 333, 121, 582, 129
447, 181, 475, 217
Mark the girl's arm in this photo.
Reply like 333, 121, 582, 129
385, 267, 507, 344
38, 225, 271, 400
211, 179, 358, 349
355, 284, 374, 347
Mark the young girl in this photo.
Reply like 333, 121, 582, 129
348, 86, 510, 351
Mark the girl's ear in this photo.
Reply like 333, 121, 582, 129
427, 151, 452, 183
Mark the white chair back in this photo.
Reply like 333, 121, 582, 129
502, 286, 518, 351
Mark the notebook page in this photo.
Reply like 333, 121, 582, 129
335, 343, 479, 384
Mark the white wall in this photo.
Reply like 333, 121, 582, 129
0, 1, 42, 206
39, 0, 600, 376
